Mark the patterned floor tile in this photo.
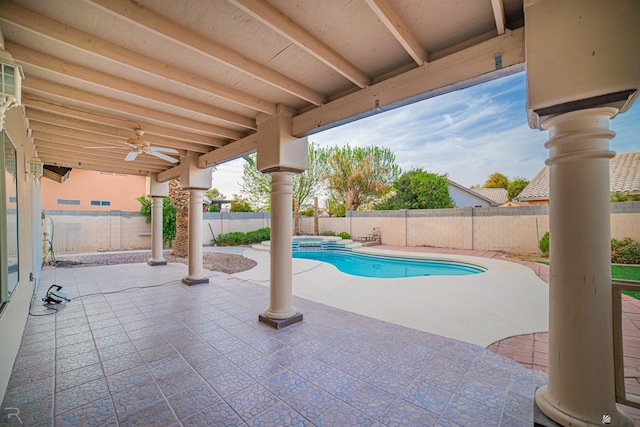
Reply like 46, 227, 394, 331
455, 377, 507, 409
118, 399, 178, 427
284, 383, 340, 421
241, 357, 288, 382
261, 370, 310, 399
226, 384, 280, 421
343, 383, 396, 419
56, 363, 105, 393
105, 365, 154, 395
442, 394, 501, 427
54, 396, 115, 427
181, 400, 244, 427
111, 380, 164, 418
379, 399, 439, 427
315, 368, 362, 398
167, 383, 221, 421
156, 366, 208, 397
366, 366, 413, 396
312, 400, 375, 427
55, 377, 109, 415
246, 400, 307, 427
208, 367, 257, 398
401, 378, 452, 415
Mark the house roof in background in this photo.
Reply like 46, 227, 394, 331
518, 151, 640, 201
447, 179, 498, 206
471, 187, 509, 205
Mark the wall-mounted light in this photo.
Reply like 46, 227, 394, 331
0, 48, 23, 127
27, 155, 43, 180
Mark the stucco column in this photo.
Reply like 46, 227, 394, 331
534, 107, 632, 426
148, 196, 166, 266
182, 189, 208, 285
261, 171, 298, 322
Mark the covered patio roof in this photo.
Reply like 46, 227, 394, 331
0, 0, 524, 177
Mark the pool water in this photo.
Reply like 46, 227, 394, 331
293, 251, 484, 278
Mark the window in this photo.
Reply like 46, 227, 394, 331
90, 200, 111, 206
1, 131, 19, 303
57, 199, 80, 205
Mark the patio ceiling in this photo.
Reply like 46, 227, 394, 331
0, 0, 525, 177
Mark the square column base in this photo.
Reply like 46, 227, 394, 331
181, 277, 209, 286
259, 313, 303, 329
148, 260, 167, 266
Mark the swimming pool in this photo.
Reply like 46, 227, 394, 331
293, 250, 485, 278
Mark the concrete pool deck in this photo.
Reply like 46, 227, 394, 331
235, 246, 549, 347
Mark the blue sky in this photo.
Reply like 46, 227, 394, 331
213, 71, 640, 198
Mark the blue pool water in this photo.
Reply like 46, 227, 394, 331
292, 251, 484, 278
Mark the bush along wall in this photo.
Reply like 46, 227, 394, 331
540, 233, 640, 264
217, 227, 271, 246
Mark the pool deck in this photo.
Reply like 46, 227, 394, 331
236, 245, 549, 348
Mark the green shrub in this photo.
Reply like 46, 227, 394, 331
208, 204, 219, 212
611, 237, 640, 264
539, 231, 550, 257
323, 231, 336, 236
300, 207, 315, 217
337, 232, 351, 240
217, 227, 270, 246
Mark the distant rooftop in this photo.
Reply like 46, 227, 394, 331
471, 187, 509, 205
518, 151, 640, 201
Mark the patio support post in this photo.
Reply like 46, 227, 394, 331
256, 104, 307, 328
182, 188, 209, 285
534, 107, 633, 426
146, 173, 168, 266
263, 171, 298, 320
148, 196, 166, 266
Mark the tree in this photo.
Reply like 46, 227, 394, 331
375, 169, 454, 210
484, 172, 509, 189
240, 142, 329, 211
204, 188, 226, 201
230, 195, 253, 212
508, 177, 530, 201
169, 179, 189, 257
136, 196, 176, 246
325, 145, 401, 213
610, 191, 640, 202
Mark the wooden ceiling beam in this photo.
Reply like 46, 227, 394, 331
36, 149, 166, 175
8, 42, 257, 131
0, 1, 276, 114
26, 109, 209, 153
229, 0, 371, 88
90, 0, 326, 106
198, 133, 258, 168
491, 0, 506, 35
23, 95, 225, 148
23, 76, 243, 140
364, 0, 428, 65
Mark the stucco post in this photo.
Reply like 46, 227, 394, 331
148, 196, 166, 266
262, 172, 297, 320
182, 189, 208, 285
534, 107, 633, 426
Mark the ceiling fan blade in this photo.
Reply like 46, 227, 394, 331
84, 146, 127, 150
149, 146, 179, 154
124, 141, 139, 149
150, 151, 179, 163
124, 151, 139, 161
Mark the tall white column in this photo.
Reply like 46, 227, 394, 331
182, 189, 208, 285
148, 196, 166, 266
534, 107, 633, 426
263, 172, 297, 320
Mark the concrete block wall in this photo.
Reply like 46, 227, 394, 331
46, 203, 640, 255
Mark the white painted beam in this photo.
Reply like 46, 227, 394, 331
491, 0, 506, 35
198, 134, 258, 168
23, 95, 224, 148
23, 76, 244, 140
26, 108, 210, 153
293, 28, 524, 137
8, 42, 257, 131
364, 0, 428, 65
229, 0, 371, 88
90, 0, 326, 106
0, 1, 276, 114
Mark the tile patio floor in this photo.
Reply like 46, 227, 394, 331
1, 261, 548, 427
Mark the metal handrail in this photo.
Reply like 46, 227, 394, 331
612, 279, 640, 408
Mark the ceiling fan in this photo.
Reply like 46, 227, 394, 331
85, 128, 179, 164
122, 128, 179, 163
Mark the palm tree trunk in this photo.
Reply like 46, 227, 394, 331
169, 179, 189, 257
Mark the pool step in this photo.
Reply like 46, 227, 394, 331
251, 237, 362, 252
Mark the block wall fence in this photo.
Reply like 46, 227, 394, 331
43, 202, 640, 255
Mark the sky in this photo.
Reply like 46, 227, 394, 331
211, 71, 640, 199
